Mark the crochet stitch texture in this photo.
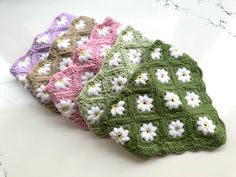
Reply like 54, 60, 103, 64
77, 26, 152, 136
10, 13, 76, 88
45, 17, 121, 129
26, 16, 95, 114
82, 40, 226, 158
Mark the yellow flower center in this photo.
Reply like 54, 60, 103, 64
116, 133, 122, 139
62, 105, 70, 112
204, 123, 208, 128
112, 104, 117, 108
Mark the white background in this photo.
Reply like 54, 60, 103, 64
0, 0, 236, 177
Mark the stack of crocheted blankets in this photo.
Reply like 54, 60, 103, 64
10, 12, 226, 159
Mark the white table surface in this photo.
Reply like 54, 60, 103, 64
0, 0, 236, 177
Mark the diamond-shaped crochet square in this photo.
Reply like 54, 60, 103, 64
85, 40, 226, 158
77, 26, 152, 136
45, 17, 121, 129
10, 13, 76, 88
26, 16, 95, 113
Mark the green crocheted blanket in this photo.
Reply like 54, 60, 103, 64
78, 38, 226, 158
78, 26, 152, 136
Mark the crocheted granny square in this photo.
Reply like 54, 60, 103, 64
26, 16, 95, 113
84, 40, 226, 158
10, 13, 76, 88
77, 26, 152, 136
45, 17, 121, 129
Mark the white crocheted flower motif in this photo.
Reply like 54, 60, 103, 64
140, 123, 157, 142
17, 75, 29, 88
18, 57, 31, 68
100, 45, 111, 58
156, 69, 170, 83
87, 106, 103, 124
137, 95, 154, 112
109, 127, 130, 145
57, 39, 70, 50
185, 92, 200, 108
109, 52, 122, 68
169, 46, 183, 59
135, 73, 148, 85
122, 31, 134, 42
111, 101, 125, 116
59, 57, 72, 71
78, 50, 92, 63
112, 76, 127, 93
55, 99, 75, 118
176, 67, 191, 83
39, 52, 49, 61
97, 27, 110, 37
36, 84, 50, 103
128, 49, 142, 64
77, 36, 89, 47
56, 15, 68, 26
36, 34, 49, 44
151, 48, 161, 60
88, 84, 102, 96
169, 120, 185, 138
164, 92, 182, 110
197, 116, 216, 135
54, 77, 71, 90
75, 20, 85, 30
38, 64, 51, 75
81, 72, 94, 85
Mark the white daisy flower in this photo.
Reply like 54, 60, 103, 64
55, 99, 75, 118
17, 74, 29, 88
116, 25, 124, 36
39, 52, 49, 61
100, 45, 111, 58
169, 46, 183, 59
81, 72, 94, 85
36, 34, 49, 44
97, 27, 110, 37
137, 95, 154, 112
18, 57, 31, 68
176, 67, 191, 83
155, 69, 170, 83
185, 92, 201, 108
111, 101, 125, 116
88, 84, 102, 96
122, 31, 134, 42
87, 106, 103, 124
76, 36, 89, 47
128, 49, 142, 64
36, 84, 50, 103
164, 92, 182, 110
169, 120, 185, 138
54, 77, 71, 90
57, 39, 70, 50
197, 116, 216, 135
59, 57, 72, 71
75, 20, 85, 30
56, 16, 68, 26
112, 76, 127, 93
151, 48, 161, 60
140, 123, 157, 142
109, 127, 130, 145
135, 73, 148, 85
109, 52, 122, 68
78, 50, 92, 63
37, 64, 51, 75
